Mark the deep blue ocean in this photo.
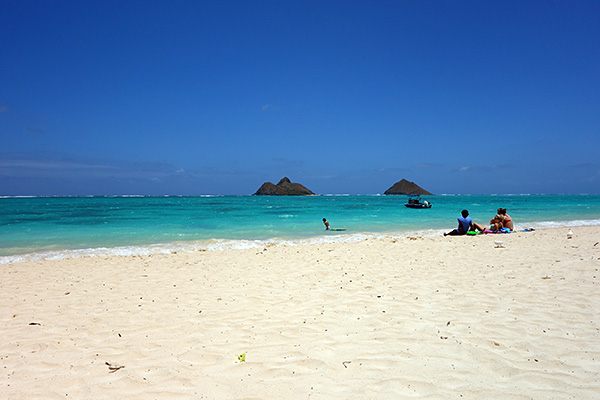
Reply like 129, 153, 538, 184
2, 195, 600, 263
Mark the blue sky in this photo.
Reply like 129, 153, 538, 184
1, 1, 599, 195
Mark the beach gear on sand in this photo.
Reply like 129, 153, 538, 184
482, 228, 512, 234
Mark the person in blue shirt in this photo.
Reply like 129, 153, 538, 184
444, 209, 474, 236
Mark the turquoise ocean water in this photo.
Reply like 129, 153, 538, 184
1, 195, 600, 263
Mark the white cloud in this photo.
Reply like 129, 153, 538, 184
414, 163, 443, 169
0, 153, 185, 180
0, 159, 115, 171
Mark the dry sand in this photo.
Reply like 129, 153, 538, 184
1, 226, 599, 399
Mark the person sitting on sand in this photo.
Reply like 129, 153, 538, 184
472, 215, 502, 232
497, 208, 513, 231
472, 208, 513, 232
323, 218, 330, 230
489, 213, 504, 231
444, 210, 474, 236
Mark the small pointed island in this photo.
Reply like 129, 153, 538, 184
384, 179, 432, 195
254, 177, 315, 196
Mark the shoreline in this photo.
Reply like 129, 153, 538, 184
2, 218, 600, 264
1, 225, 599, 398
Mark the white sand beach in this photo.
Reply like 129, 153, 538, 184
1, 227, 599, 399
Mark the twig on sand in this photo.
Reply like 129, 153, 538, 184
105, 362, 125, 373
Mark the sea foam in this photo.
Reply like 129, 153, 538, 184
2, 219, 598, 265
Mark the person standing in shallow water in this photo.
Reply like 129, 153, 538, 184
445, 210, 474, 236
323, 218, 330, 230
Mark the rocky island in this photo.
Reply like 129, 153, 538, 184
254, 177, 315, 196
384, 179, 432, 195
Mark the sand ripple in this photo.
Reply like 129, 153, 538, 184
1, 228, 599, 398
